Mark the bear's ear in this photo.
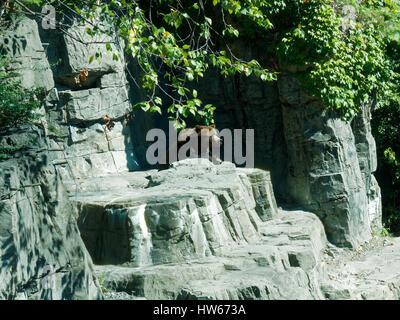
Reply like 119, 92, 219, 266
210, 123, 216, 128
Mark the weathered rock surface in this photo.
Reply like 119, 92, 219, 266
196, 72, 289, 202
38, 16, 140, 188
0, 16, 54, 90
74, 159, 326, 299
0, 16, 109, 300
351, 103, 382, 231
0, 125, 102, 299
197, 70, 380, 249
278, 75, 371, 248
321, 237, 400, 300
78, 159, 400, 301
75, 160, 278, 267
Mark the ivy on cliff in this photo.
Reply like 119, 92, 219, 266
0, 55, 43, 134
8, 0, 400, 125
270, 0, 397, 121
55, 0, 278, 129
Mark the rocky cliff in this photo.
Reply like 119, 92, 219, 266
196, 65, 381, 249
0, 15, 398, 300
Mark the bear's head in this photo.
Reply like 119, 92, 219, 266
194, 124, 221, 146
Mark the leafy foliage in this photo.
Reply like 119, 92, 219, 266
9, 0, 396, 125
0, 56, 43, 134
70, 0, 278, 129
372, 225, 394, 237
0, 144, 25, 159
274, 0, 397, 120
39, 0, 396, 125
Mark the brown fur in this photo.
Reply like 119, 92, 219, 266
124, 113, 135, 126
103, 115, 115, 131
74, 69, 89, 86
158, 124, 222, 170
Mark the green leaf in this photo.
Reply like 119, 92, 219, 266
150, 106, 162, 114
178, 87, 185, 96
186, 72, 194, 81
154, 97, 162, 105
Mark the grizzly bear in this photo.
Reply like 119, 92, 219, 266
158, 124, 222, 170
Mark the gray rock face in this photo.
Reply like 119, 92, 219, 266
0, 16, 54, 90
197, 70, 379, 249
41, 19, 125, 88
0, 16, 118, 300
0, 126, 102, 299
39, 18, 140, 187
76, 160, 278, 267
61, 86, 130, 123
196, 72, 289, 202
75, 159, 326, 300
321, 237, 400, 300
80, 160, 400, 301
278, 76, 371, 248
351, 103, 382, 231
0, 15, 146, 299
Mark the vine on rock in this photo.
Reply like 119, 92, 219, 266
7, 0, 400, 126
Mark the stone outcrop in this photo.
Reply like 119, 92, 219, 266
76, 160, 278, 267
0, 15, 145, 299
351, 102, 382, 231
0, 17, 54, 90
0, 16, 105, 300
320, 237, 400, 300
278, 75, 371, 248
69, 159, 400, 300
197, 68, 380, 249
0, 125, 102, 299
76, 159, 327, 299
196, 72, 289, 202
38, 18, 140, 191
